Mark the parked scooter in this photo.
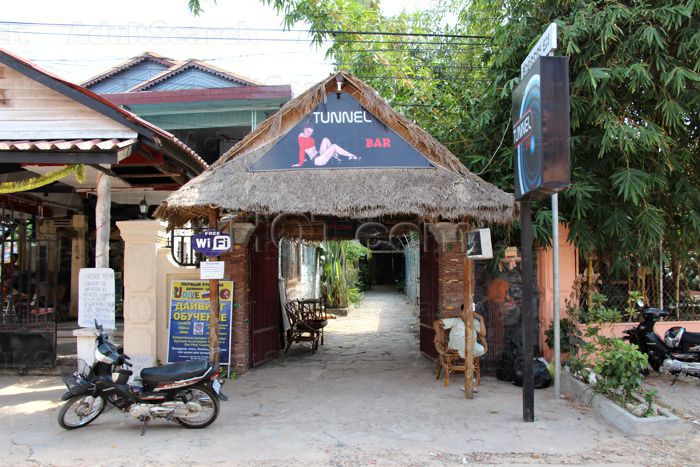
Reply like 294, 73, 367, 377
623, 301, 700, 383
58, 320, 225, 433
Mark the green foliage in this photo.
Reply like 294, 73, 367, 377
544, 318, 583, 355
643, 389, 658, 418
594, 338, 648, 404
625, 290, 644, 321
320, 240, 370, 308
246, 0, 699, 277
587, 293, 622, 323
187, 0, 216, 15
347, 286, 364, 305
567, 311, 650, 409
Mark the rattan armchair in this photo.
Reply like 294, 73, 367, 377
433, 313, 488, 387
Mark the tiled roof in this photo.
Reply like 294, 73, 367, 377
0, 48, 208, 172
0, 138, 138, 151
126, 59, 261, 92
81, 52, 177, 88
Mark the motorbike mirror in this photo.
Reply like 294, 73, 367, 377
636, 298, 645, 308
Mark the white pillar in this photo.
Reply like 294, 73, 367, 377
95, 173, 111, 269
117, 220, 161, 375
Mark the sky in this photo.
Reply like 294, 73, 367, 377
1, 0, 431, 94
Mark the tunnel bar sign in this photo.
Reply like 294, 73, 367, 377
249, 92, 434, 171
512, 55, 570, 200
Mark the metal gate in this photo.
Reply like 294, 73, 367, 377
249, 225, 281, 367
1, 213, 58, 369
419, 232, 438, 359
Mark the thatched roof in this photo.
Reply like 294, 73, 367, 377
156, 71, 515, 226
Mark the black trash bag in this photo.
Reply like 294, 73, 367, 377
512, 358, 552, 389
496, 339, 521, 382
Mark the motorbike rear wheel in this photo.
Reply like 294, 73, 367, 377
58, 394, 106, 430
174, 384, 219, 428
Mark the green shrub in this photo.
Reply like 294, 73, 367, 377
348, 287, 364, 306
594, 338, 648, 404
587, 293, 622, 323
545, 318, 583, 355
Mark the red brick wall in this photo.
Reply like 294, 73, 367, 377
222, 242, 251, 375
436, 241, 466, 317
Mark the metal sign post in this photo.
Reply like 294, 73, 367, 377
521, 201, 535, 422
512, 22, 569, 422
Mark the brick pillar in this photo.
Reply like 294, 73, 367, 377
429, 223, 466, 316
222, 223, 256, 375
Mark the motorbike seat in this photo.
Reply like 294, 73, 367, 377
681, 331, 700, 348
141, 360, 209, 388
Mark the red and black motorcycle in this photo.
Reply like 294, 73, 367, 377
58, 321, 225, 433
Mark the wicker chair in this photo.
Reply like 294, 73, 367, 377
284, 300, 327, 354
433, 313, 488, 387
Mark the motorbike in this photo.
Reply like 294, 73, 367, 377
58, 320, 225, 433
623, 301, 700, 383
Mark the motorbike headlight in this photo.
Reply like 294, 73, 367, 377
95, 344, 116, 364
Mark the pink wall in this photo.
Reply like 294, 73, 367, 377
536, 226, 700, 357
591, 321, 700, 340
537, 224, 578, 360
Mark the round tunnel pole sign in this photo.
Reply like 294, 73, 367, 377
192, 230, 232, 257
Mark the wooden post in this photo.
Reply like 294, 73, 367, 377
208, 208, 220, 366
586, 257, 594, 309
463, 254, 475, 399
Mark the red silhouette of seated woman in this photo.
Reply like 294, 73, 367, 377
294, 125, 359, 167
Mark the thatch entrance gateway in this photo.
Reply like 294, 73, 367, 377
156, 72, 515, 373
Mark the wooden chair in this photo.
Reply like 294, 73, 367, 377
297, 299, 329, 346
433, 313, 488, 387
284, 300, 327, 354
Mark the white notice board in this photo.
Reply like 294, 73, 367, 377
200, 261, 225, 280
78, 268, 116, 330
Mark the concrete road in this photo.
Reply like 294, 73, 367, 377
2, 288, 699, 465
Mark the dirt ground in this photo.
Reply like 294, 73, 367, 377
2, 287, 700, 465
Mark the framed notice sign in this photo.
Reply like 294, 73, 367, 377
167, 280, 233, 364
78, 268, 116, 330
512, 55, 570, 200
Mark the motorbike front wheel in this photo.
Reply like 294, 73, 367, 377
58, 394, 106, 430
174, 384, 219, 429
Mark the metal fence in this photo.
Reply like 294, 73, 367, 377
1, 213, 58, 369
578, 255, 700, 320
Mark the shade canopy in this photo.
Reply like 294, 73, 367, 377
156, 72, 515, 226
